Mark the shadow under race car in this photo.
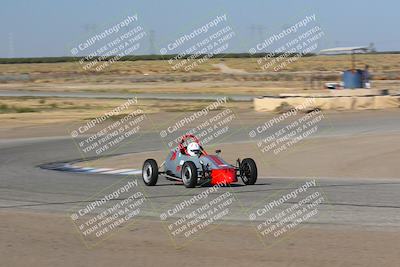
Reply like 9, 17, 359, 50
142, 134, 257, 188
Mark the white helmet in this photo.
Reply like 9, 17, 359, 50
187, 142, 201, 156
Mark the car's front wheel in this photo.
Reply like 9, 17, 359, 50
181, 161, 198, 188
240, 158, 257, 185
142, 159, 158, 186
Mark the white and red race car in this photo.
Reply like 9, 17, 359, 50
142, 134, 257, 188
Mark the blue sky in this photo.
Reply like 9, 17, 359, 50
1, 0, 399, 57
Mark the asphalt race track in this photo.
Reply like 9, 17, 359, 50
1, 110, 400, 229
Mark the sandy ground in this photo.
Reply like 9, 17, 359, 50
1, 210, 399, 267
0, 99, 252, 139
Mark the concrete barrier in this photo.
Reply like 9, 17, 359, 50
374, 95, 400, 109
330, 97, 354, 110
353, 97, 375, 110
254, 94, 400, 112
280, 89, 384, 98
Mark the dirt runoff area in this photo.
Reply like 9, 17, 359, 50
1, 210, 399, 267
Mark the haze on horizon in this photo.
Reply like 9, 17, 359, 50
1, 0, 399, 58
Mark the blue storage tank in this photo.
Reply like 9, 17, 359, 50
342, 69, 363, 89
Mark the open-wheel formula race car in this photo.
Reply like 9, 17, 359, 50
142, 134, 257, 188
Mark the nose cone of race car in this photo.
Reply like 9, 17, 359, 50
210, 168, 237, 185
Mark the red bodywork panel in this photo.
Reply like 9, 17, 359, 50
210, 168, 237, 185
170, 151, 177, 160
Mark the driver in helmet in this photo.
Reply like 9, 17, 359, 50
187, 142, 201, 157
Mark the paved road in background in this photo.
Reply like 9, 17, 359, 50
0, 90, 253, 101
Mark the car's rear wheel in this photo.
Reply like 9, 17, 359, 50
240, 158, 257, 185
181, 161, 198, 188
142, 159, 158, 186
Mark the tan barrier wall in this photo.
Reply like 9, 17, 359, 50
254, 95, 400, 112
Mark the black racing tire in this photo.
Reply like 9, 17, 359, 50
240, 158, 257, 185
181, 161, 198, 188
142, 159, 158, 186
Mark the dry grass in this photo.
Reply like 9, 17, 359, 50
1, 54, 399, 75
